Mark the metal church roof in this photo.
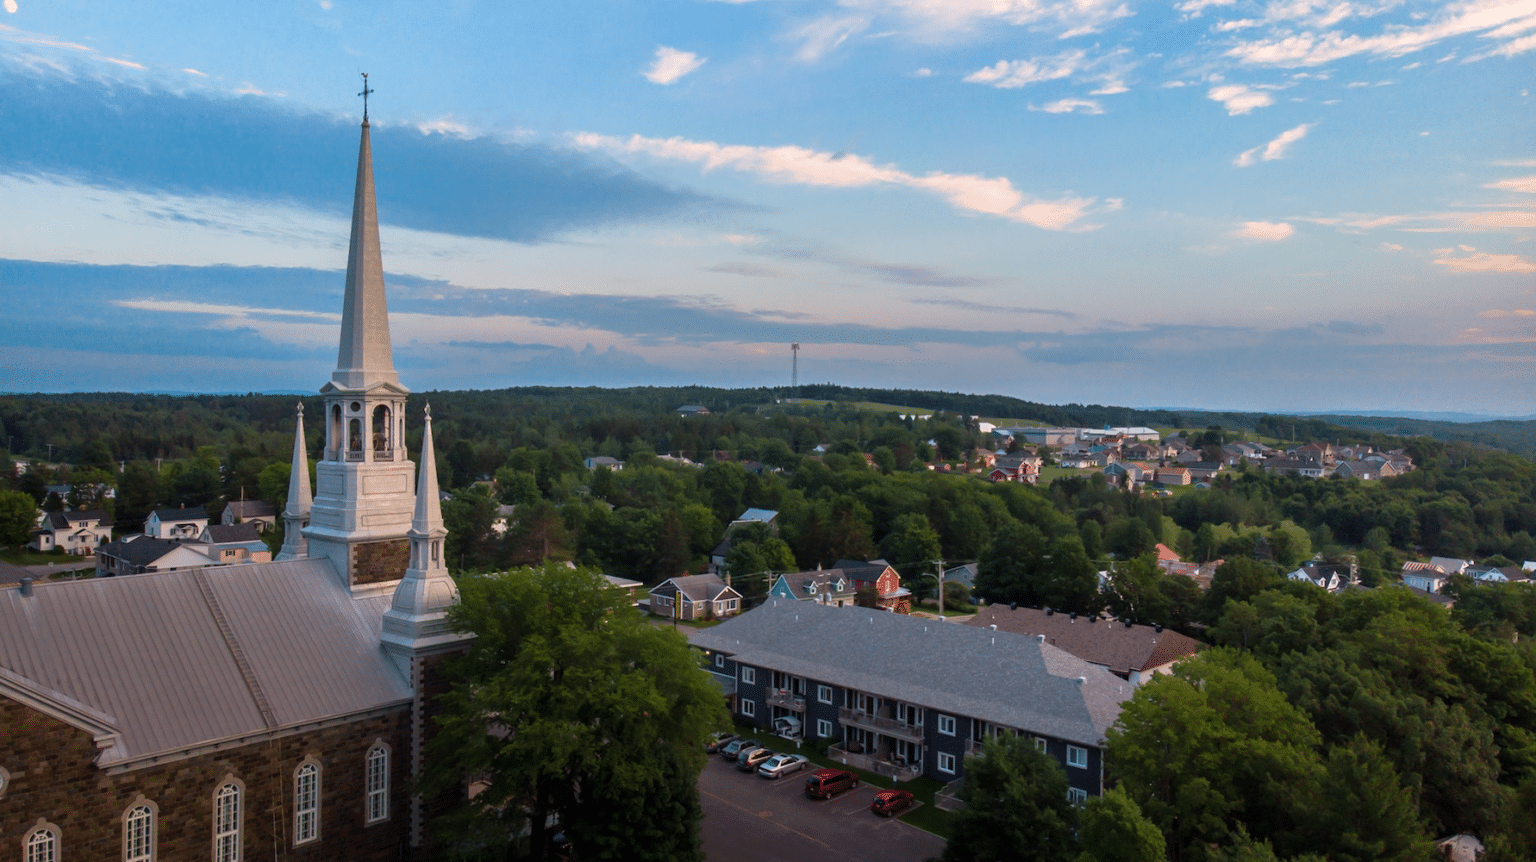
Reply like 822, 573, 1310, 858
0, 558, 412, 767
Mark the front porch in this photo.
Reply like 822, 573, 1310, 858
827, 745, 921, 782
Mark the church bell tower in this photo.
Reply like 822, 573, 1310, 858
304, 84, 417, 593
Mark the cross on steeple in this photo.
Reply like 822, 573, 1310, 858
358, 72, 374, 123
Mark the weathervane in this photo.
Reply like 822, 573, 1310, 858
358, 72, 374, 122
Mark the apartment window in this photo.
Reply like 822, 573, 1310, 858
714, 654, 724, 668
124, 801, 156, 862
817, 684, 833, 704
24, 822, 59, 862
938, 752, 957, 775
741, 666, 756, 685
741, 699, 756, 718
937, 714, 956, 736
1035, 737, 1048, 753
366, 743, 390, 824
1068, 788, 1088, 805
294, 760, 320, 845
816, 718, 832, 738
213, 781, 242, 862
1067, 745, 1088, 768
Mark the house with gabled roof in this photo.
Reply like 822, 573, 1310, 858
834, 558, 911, 614
962, 605, 1201, 686
221, 499, 277, 531
200, 522, 273, 565
28, 509, 112, 556
690, 600, 1132, 797
768, 569, 859, 607
145, 506, 208, 540
649, 574, 743, 620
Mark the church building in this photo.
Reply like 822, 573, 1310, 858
0, 99, 468, 862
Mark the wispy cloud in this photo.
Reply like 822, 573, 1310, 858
1435, 250, 1536, 273
965, 50, 1085, 88
840, 0, 1134, 38
1030, 98, 1104, 114
644, 46, 706, 84
1224, 0, 1536, 67
1233, 220, 1296, 240
1480, 308, 1536, 317
572, 132, 1109, 230
909, 298, 1078, 318
790, 15, 870, 61
1485, 175, 1536, 193
1234, 122, 1315, 166
1208, 83, 1276, 114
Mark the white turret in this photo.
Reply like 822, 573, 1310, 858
381, 405, 469, 676
275, 403, 313, 561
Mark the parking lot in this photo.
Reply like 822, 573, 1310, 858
699, 750, 947, 862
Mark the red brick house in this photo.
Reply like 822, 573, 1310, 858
836, 559, 911, 614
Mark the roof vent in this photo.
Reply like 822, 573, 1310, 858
1037, 634, 1045, 642
19, 577, 34, 597
1045, 607, 1053, 616
1009, 601, 1018, 611
1069, 612, 1077, 622
1089, 615, 1097, 624
1077, 676, 1086, 684
1123, 619, 1133, 628
1155, 623, 1164, 633
989, 624, 997, 631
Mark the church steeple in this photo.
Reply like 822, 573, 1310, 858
275, 403, 312, 561
332, 103, 399, 391
382, 405, 466, 673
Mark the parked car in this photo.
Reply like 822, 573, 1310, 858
720, 738, 759, 760
737, 746, 776, 771
871, 789, 915, 817
758, 753, 810, 779
804, 768, 860, 799
706, 731, 739, 754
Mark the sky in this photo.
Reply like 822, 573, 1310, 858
0, 0, 1532, 416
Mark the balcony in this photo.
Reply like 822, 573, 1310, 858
766, 689, 806, 711
827, 746, 921, 782
838, 707, 924, 743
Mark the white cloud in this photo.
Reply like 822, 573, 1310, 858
1233, 220, 1296, 240
1225, 0, 1536, 67
1480, 307, 1536, 316
791, 15, 870, 61
644, 46, 706, 84
1234, 122, 1315, 166
3, 0, 17, 14
913, 66, 934, 76
840, 0, 1134, 38
964, 50, 1085, 88
1435, 251, 1536, 272
1031, 98, 1105, 113
1381, 241, 1404, 250
1485, 175, 1536, 192
1178, 0, 1236, 17
1217, 18, 1265, 30
183, 67, 208, 76
572, 132, 1107, 230
1208, 83, 1276, 113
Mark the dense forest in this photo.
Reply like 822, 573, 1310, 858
3, 387, 1536, 856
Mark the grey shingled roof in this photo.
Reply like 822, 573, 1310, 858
204, 523, 264, 545
0, 559, 412, 766
224, 500, 277, 519
654, 574, 738, 603
151, 506, 207, 522
41, 509, 113, 530
963, 606, 1201, 675
98, 536, 205, 568
689, 600, 1130, 746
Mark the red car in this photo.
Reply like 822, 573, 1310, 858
871, 789, 915, 817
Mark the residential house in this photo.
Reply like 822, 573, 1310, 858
1185, 462, 1222, 484
942, 562, 978, 591
1287, 558, 1358, 592
583, 456, 624, 471
1154, 466, 1192, 486
144, 506, 208, 540
602, 574, 644, 604
1428, 557, 1473, 576
1104, 426, 1161, 442
221, 499, 278, 531
709, 508, 781, 575
690, 600, 1131, 797
989, 453, 1041, 484
199, 522, 273, 565
1158, 560, 1220, 589
963, 605, 1201, 686
1333, 460, 1395, 480
1123, 442, 1160, 462
675, 404, 711, 416
94, 536, 220, 577
28, 509, 113, 556
1401, 561, 1449, 594
1265, 453, 1327, 478
768, 569, 859, 607
1102, 461, 1154, 489
649, 574, 743, 620
835, 558, 911, 614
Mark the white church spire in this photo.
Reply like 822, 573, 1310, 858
332, 76, 399, 391
276, 403, 312, 561
381, 404, 467, 673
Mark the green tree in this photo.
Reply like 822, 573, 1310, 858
420, 563, 729, 862
975, 520, 1049, 606
0, 488, 37, 547
880, 512, 942, 571
944, 733, 1079, 862
1078, 787, 1166, 862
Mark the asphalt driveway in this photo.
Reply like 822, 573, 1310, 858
699, 751, 946, 862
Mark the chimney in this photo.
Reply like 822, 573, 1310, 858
1070, 612, 1077, 622
1155, 623, 1164, 633
1045, 607, 1053, 616
1009, 601, 1018, 611
1123, 619, 1133, 628
19, 577, 34, 597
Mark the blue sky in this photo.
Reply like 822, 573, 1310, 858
0, 0, 1531, 414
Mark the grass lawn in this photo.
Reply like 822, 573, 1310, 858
727, 720, 952, 838
0, 549, 83, 566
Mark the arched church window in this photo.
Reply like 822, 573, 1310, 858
372, 405, 391, 455
349, 418, 363, 453
330, 405, 342, 454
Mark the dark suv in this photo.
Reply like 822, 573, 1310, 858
804, 768, 860, 799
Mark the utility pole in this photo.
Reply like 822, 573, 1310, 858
791, 343, 800, 401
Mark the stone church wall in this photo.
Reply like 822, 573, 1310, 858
354, 539, 411, 585
0, 696, 411, 862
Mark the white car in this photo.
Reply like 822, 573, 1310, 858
758, 753, 811, 779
